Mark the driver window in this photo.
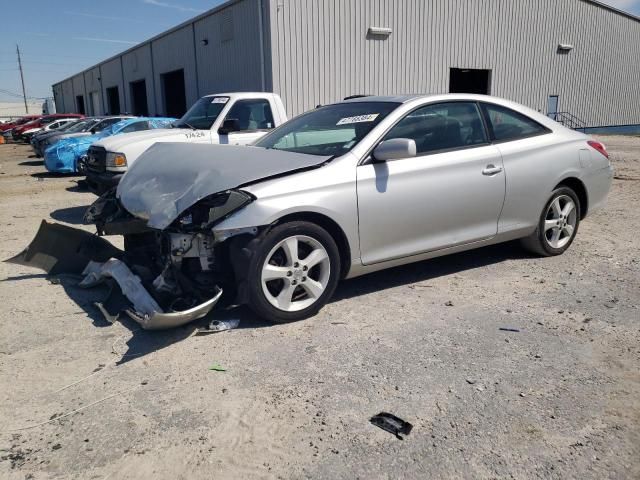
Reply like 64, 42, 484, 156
384, 102, 488, 155
224, 99, 275, 132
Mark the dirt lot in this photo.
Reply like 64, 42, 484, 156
0, 137, 638, 479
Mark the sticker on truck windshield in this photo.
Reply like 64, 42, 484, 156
211, 97, 229, 104
336, 114, 379, 125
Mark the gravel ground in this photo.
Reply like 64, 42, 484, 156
0, 137, 638, 479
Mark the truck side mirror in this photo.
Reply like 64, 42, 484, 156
218, 118, 240, 135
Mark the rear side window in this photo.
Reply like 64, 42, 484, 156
384, 101, 488, 155
225, 99, 275, 131
481, 103, 548, 142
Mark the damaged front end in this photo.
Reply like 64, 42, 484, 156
7, 189, 257, 330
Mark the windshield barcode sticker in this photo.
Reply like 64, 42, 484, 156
336, 114, 379, 125
211, 97, 229, 104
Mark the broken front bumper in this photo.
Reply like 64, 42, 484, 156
5, 220, 222, 330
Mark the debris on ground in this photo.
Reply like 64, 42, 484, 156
209, 363, 226, 372
499, 327, 521, 332
196, 318, 240, 335
370, 412, 413, 439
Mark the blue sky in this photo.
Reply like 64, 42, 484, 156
0, 0, 222, 102
1, 0, 639, 103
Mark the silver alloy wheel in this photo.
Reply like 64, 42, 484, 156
261, 235, 331, 312
544, 194, 577, 249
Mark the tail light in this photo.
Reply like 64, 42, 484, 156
587, 140, 609, 159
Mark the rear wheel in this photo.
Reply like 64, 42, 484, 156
521, 187, 580, 256
245, 221, 341, 323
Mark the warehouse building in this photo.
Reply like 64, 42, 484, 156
52, 0, 640, 132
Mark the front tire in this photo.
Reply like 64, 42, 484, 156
245, 221, 341, 323
521, 186, 581, 256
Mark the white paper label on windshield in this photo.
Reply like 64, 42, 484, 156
211, 97, 229, 104
336, 114, 379, 125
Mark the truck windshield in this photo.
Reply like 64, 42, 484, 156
254, 102, 399, 156
174, 96, 230, 130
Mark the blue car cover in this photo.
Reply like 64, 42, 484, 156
44, 117, 176, 173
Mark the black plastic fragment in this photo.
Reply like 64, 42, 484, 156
5, 220, 122, 275
370, 412, 413, 439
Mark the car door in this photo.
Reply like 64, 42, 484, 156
215, 98, 277, 145
356, 101, 506, 265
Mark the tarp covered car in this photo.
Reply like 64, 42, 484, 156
43, 117, 176, 173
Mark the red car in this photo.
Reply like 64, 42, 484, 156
0, 115, 41, 132
12, 114, 84, 141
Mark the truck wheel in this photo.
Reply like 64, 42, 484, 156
245, 221, 340, 323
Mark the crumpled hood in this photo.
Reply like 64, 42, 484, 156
93, 128, 192, 151
117, 142, 330, 230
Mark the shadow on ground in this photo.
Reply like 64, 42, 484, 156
50, 205, 90, 224
3, 240, 532, 364
19, 160, 43, 167
66, 180, 89, 193
334, 240, 531, 301
31, 172, 80, 179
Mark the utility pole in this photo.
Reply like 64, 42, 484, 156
16, 44, 28, 114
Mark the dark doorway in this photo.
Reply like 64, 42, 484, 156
76, 95, 85, 114
449, 68, 491, 95
130, 80, 149, 116
106, 86, 120, 115
161, 69, 187, 118
547, 95, 559, 120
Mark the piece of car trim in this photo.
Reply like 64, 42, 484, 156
125, 290, 222, 330
80, 258, 223, 330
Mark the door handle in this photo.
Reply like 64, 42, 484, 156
482, 164, 503, 176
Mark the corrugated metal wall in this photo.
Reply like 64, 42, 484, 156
267, 0, 640, 126
194, 0, 266, 95
122, 45, 156, 115
84, 67, 102, 115
150, 25, 199, 113
51, 0, 640, 128
71, 75, 85, 112
101, 58, 125, 115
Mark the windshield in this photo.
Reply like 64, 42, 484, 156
174, 96, 229, 130
254, 102, 399, 156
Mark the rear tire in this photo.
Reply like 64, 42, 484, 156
245, 221, 341, 323
521, 186, 581, 256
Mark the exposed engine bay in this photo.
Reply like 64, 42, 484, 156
8, 189, 260, 330
6, 142, 333, 329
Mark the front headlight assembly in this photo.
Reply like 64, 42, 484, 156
106, 152, 127, 168
173, 190, 254, 231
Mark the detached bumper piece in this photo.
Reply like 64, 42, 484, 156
5, 221, 222, 330
81, 259, 222, 330
5, 220, 122, 275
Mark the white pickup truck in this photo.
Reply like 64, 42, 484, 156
85, 92, 288, 194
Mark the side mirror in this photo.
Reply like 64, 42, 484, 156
90, 127, 97, 134
372, 138, 417, 162
218, 118, 240, 135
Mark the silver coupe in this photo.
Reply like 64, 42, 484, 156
11, 94, 614, 327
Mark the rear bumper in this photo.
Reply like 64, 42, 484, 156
584, 165, 614, 216
86, 170, 124, 195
